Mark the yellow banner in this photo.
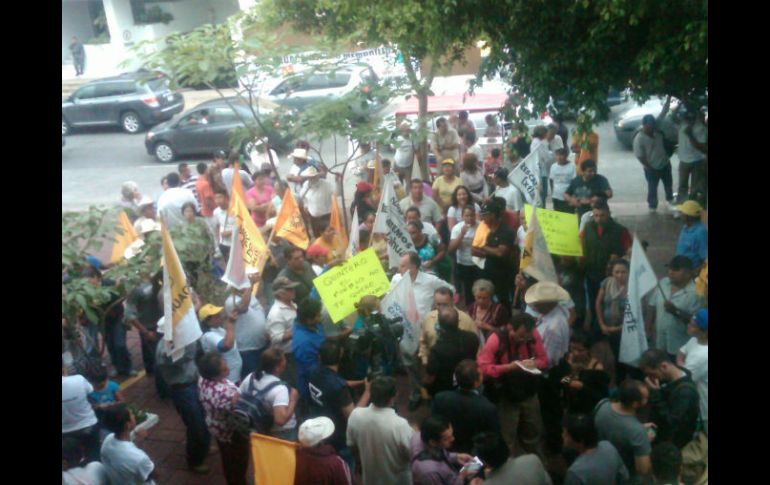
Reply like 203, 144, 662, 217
328, 193, 348, 252
250, 433, 297, 485
110, 211, 139, 263
228, 161, 247, 209
273, 189, 310, 249
523, 204, 583, 256
230, 190, 267, 270
313, 247, 391, 323
472, 221, 490, 248
161, 220, 193, 326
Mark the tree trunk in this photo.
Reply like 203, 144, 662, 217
416, 90, 430, 181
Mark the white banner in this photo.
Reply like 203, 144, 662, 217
619, 236, 658, 366
373, 183, 415, 268
346, 205, 360, 258
520, 205, 558, 283
508, 150, 541, 205
221, 226, 252, 290
381, 275, 421, 355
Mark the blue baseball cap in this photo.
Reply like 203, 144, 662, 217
692, 309, 708, 331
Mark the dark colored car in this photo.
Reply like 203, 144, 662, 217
62, 71, 184, 135
144, 97, 289, 163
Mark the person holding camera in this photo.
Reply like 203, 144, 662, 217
477, 313, 548, 461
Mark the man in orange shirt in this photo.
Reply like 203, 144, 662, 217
195, 162, 217, 229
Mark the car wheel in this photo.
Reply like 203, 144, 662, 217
62, 118, 70, 136
121, 111, 143, 134
154, 142, 175, 163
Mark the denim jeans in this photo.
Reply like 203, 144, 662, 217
643, 164, 674, 209
62, 424, 101, 464
170, 383, 211, 467
104, 319, 132, 375
239, 347, 266, 380
540, 176, 549, 207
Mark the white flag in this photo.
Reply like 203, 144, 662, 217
161, 217, 203, 362
508, 150, 541, 205
619, 236, 658, 366
382, 274, 421, 355
346, 205, 360, 258
221, 225, 251, 290
372, 179, 398, 234
520, 206, 558, 283
373, 182, 415, 268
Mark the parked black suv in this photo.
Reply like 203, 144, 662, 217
62, 71, 184, 135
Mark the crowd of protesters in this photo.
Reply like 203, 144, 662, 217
63, 112, 707, 485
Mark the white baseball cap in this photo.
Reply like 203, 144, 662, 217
298, 417, 335, 447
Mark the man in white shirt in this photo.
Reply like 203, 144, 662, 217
347, 376, 414, 485
225, 282, 269, 380
549, 148, 576, 213
267, 277, 300, 386
547, 124, 564, 152
157, 172, 199, 228
179, 162, 200, 204
249, 139, 279, 172
62, 361, 100, 463
287, 148, 315, 196
100, 404, 158, 485
301, 166, 335, 237
676, 309, 708, 434
213, 190, 235, 261
62, 437, 108, 485
198, 304, 242, 384
399, 179, 443, 225
394, 121, 415, 183
531, 126, 555, 208
390, 252, 454, 409
676, 111, 708, 207
491, 168, 524, 212
463, 131, 486, 163
405, 206, 438, 239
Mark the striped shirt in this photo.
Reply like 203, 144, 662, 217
182, 175, 199, 205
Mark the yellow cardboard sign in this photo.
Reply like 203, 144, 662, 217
523, 204, 583, 256
313, 248, 391, 323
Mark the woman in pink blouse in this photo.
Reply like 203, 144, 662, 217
246, 170, 275, 227
198, 352, 248, 485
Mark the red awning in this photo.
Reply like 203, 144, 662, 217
394, 93, 508, 116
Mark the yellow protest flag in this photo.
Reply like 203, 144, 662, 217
472, 221, 490, 248
228, 161, 247, 214
160, 218, 202, 361
110, 211, 139, 263
273, 188, 310, 249
230, 190, 268, 270
250, 433, 297, 485
372, 150, 382, 200
328, 193, 348, 250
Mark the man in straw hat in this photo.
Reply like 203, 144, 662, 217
525, 281, 572, 454
132, 197, 159, 236
287, 147, 314, 196
294, 416, 353, 485
675, 200, 707, 269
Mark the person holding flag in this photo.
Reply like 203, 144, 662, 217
155, 217, 210, 474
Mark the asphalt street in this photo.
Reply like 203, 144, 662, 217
62, 96, 684, 216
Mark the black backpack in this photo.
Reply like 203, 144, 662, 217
228, 374, 288, 436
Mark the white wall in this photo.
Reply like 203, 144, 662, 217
62, 0, 96, 63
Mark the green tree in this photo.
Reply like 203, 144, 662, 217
263, 0, 480, 180
476, 0, 707, 125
